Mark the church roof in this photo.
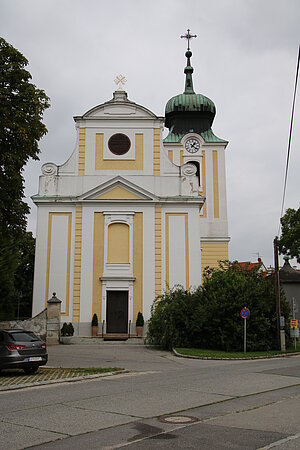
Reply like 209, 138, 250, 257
279, 257, 300, 283
163, 127, 227, 144
164, 31, 226, 144
165, 92, 216, 116
74, 90, 163, 121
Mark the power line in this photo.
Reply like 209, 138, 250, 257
278, 45, 300, 236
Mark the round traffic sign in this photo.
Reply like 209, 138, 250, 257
240, 307, 249, 319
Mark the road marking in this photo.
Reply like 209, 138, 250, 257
108, 371, 159, 379
258, 432, 300, 449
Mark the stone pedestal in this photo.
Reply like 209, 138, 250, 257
47, 293, 62, 345
280, 329, 286, 352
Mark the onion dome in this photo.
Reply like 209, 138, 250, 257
165, 41, 217, 140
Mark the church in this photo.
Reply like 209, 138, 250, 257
32, 32, 230, 336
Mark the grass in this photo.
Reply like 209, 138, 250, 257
175, 343, 300, 359
0, 367, 123, 386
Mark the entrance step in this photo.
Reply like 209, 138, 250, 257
103, 333, 129, 341
59, 336, 145, 345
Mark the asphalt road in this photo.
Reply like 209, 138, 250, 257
0, 344, 300, 449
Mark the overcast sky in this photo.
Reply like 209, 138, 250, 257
1, 0, 299, 268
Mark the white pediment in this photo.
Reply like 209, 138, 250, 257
81, 92, 157, 119
80, 176, 157, 201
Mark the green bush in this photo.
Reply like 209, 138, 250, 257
147, 286, 202, 349
61, 322, 74, 336
147, 263, 290, 351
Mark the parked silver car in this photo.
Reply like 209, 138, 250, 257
0, 329, 48, 374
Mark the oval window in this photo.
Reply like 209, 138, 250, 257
108, 133, 131, 155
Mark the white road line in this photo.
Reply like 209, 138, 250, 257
258, 432, 300, 449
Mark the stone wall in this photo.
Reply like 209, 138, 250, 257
0, 309, 47, 341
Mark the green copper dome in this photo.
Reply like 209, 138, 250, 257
165, 92, 216, 116
164, 44, 216, 137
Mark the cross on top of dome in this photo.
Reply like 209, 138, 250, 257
180, 29, 197, 51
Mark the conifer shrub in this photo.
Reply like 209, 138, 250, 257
92, 313, 98, 327
136, 312, 144, 327
61, 322, 74, 336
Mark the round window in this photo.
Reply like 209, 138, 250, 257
108, 133, 131, 155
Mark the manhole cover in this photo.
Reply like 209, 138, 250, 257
159, 415, 198, 424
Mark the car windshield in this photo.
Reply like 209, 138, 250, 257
9, 332, 40, 342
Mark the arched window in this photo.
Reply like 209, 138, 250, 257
188, 160, 200, 185
107, 223, 129, 263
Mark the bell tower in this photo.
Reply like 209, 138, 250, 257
163, 30, 230, 276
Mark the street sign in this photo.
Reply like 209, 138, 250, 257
290, 328, 299, 338
240, 307, 249, 319
290, 319, 298, 328
240, 307, 250, 353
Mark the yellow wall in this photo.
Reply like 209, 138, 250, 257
95, 133, 143, 170
201, 151, 207, 218
153, 128, 160, 175
96, 186, 141, 200
133, 213, 143, 320
107, 223, 129, 264
180, 150, 184, 166
92, 213, 143, 322
72, 206, 83, 322
154, 207, 162, 297
201, 242, 228, 277
92, 213, 104, 320
78, 128, 85, 176
212, 150, 220, 219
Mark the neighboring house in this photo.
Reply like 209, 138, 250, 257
234, 258, 268, 276
32, 38, 230, 336
279, 257, 300, 322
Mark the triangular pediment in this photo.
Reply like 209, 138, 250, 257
81, 176, 156, 202
96, 186, 143, 200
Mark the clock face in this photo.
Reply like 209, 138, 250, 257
185, 138, 200, 153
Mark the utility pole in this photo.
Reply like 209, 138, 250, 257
273, 237, 281, 350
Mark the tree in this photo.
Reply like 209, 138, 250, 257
0, 37, 49, 318
14, 232, 35, 319
199, 263, 290, 351
278, 207, 300, 263
147, 263, 290, 351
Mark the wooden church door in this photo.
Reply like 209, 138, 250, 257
106, 291, 128, 333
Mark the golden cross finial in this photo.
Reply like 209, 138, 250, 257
114, 74, 127, 91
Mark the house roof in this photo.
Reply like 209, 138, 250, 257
233, 258, 267, 272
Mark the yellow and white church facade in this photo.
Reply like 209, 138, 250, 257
32, 40, 229, 336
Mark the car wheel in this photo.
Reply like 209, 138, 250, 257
24, 366, 38, 374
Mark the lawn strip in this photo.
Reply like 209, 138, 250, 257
174, 346, 300, 359
0, 367, 124, 389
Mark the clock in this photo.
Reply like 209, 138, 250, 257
185, 138, 200, 153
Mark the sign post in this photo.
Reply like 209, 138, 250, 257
240, 307, 250, 354
290, 319, 299, 351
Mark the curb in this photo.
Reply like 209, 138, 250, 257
172, 348, 300, 360
0, 369, 128, 392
